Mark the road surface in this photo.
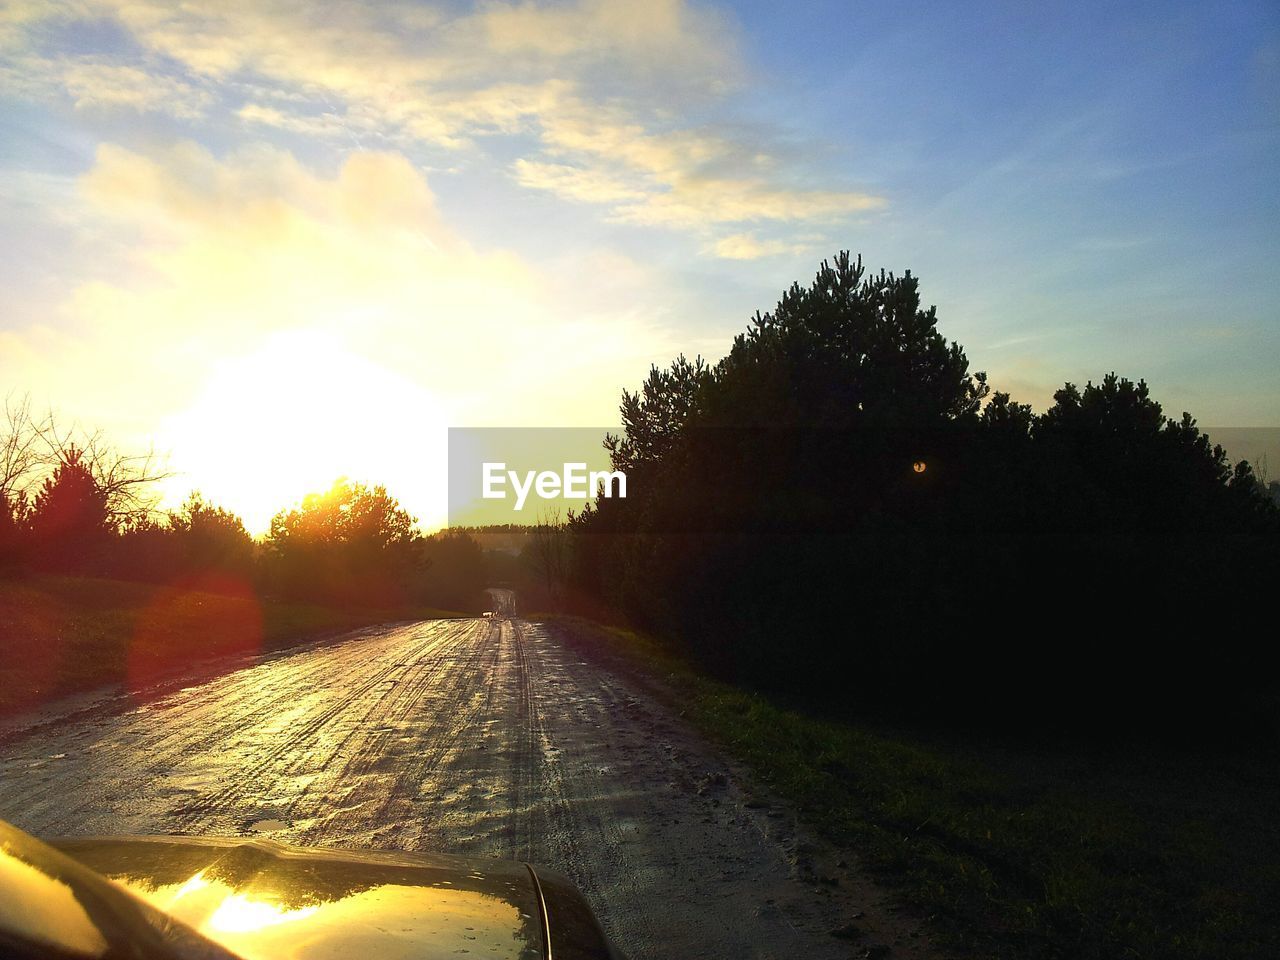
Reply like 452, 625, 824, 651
0, 615, 930, 959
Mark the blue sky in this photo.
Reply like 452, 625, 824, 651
1, 0, 1276, 528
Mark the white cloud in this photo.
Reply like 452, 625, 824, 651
0, 0, 884, 252
60, 60, 212, 118
515, 101, 885, 234
710, 232, 814, 261
512, 159, 646, 204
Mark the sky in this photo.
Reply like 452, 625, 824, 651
1, 0, 1277, 532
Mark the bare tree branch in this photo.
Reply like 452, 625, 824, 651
528, 509, 571, 610
33, 411, 174, 526
1, 393, 50, 500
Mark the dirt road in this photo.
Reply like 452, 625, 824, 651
0, 615, 929, 959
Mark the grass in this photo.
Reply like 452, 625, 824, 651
0, 575, 460, 714
554, 617, 1280, 960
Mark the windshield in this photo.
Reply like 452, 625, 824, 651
1, 5, 1276, 960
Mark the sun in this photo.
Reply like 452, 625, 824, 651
158, 329, 448, 536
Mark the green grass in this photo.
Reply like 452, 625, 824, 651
0, 575, 460, 714
554, 617, 1280, 960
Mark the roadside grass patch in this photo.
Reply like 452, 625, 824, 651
555, 617, 1280, 960
0, 576, 460, 713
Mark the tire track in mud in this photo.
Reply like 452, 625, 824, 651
0, 621, 474, 836
6, 622, 407, 777
187, 619, 490, 837
515, 622, 654, 950
393, 618, 511, 851
0, 654, 300, 820
510, 618, 540, 863
300, 618, 505, 848
160, 625, 458, 834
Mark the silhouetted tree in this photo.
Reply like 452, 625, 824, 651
26, 446, 110, 571
1, 395, 44, 502
38, 415, 168, 528
710, 252, 987, 429
574, 253, 992, 685
0, 492, 26, 573
1, 395, 44, 572
420, 529, 488, 612
172, 493, 254, 575
115, 492, 256, 585
265, 479, 422, 605
1, 399, 171, 575
525, 511, 572, 611
980, 390, 1034, 437
569, 253, 1279, 736
606, 355, 712, 476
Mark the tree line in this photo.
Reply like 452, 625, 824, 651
564, 253, 1279, 736
6, 251, 1276, 735
0, 398, 487, 612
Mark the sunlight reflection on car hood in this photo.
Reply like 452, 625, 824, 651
57, 835, 543, 960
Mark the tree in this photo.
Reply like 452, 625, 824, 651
980, 390, 1034, 438
568, 254, 997, 691
525, 510, 571, 611
606, 354, 712, 476
569, 253, 1279, 735
26, 446, 111, 571
37, 414, 168, 528
0, 492, 22, 572
168, 492, 255, 578
1, 394, 45, 503
420, 529, 488, 612
2, 395, 45, 571
265, 478, 422, 604
709, 252, 988, 430
2, 400, 171, 575
269, 480, 415, 548
1030, 374, 1275, 532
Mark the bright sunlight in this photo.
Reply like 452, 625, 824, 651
158, 329, 449, 535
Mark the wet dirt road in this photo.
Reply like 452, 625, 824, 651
0, 616, 928, 959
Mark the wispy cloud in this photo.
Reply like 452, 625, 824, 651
0, 51, 213, 119
512, 159, 647, 205
523, 104, 885, 229
0, 0, 884, 254
708, 232, 816, 261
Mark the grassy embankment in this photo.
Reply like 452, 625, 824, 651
555, 617, 1279, 960
0, 575, 460, 714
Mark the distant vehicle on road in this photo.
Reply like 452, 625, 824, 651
485, 587, 518, 618
0, 818, 625, 959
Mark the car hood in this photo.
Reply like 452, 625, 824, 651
1, 820, 618, 960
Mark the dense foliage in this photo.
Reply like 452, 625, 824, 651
570, 254, 1278, 734
265, 479, 420, 604
1, 412, 490, 612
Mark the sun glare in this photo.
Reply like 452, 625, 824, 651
159, 329, 449, 536
207, 894, 320, 934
